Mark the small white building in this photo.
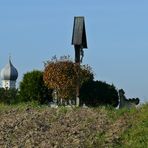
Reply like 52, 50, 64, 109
0, 58, 18, 89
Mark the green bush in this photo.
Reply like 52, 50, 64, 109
80, 80, 119, 107
0, 88, 19, 104
19, 70, 52, 104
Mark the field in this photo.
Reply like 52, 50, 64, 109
0, 103, 147, 147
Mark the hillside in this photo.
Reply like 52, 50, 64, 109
0, 103, 147, 148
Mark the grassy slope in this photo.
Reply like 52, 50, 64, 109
119, 104, 148, 148
0, 103, 147, 147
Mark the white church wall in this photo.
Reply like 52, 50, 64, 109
2, 80, 16, 89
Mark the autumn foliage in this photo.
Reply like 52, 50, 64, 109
43, 56, 93, 100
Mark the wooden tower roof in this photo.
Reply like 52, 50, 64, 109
72, 16, 87, 48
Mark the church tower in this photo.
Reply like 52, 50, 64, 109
0, 58, 18, 89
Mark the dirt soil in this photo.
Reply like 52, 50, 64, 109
0, 107, 131, 148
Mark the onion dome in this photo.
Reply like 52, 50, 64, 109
1, 59, 18, 81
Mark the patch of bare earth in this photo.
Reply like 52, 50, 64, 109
0, 107, 131, 147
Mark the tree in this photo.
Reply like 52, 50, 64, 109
19, 70, 52, 104
43, 56, 93, 103
80, 80, 119, 107
0, 88, 18, 104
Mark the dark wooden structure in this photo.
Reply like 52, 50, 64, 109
72, 16, 87, 63
71, 16, 88, 106
72, 17, 87, 48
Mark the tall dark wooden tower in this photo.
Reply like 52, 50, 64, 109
72, 16, 87, 106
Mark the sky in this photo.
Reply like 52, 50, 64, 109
0, 0, 148, 103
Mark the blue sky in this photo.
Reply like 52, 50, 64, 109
0, 0, 148, 103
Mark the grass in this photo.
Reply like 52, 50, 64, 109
119, 104, 148, 148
